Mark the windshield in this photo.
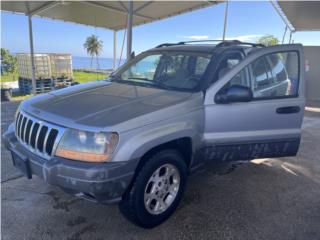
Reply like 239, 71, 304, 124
111, 52, 212, 91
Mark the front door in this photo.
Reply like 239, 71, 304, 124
203, 44, 305, 162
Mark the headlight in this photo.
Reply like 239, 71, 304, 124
55, 129, 119, 162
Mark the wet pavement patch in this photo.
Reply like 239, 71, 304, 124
67, 224, 97, 240
46, 191, 82, 212
66, 216, 87, 227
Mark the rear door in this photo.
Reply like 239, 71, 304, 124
203, 44, 305, 162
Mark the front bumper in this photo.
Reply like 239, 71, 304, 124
3, 125, 138, 204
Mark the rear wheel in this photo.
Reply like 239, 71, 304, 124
119, 149, 188, 228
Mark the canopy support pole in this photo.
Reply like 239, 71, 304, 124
113, 30, 117, 70
127, 1, 133, 61
28, 15, 36, 95
282, 25, 287, 44
289, 31, 292, 43
222, 1, 229, 41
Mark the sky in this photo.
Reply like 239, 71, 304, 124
1, 1, 320, 58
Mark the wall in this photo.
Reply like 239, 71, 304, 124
304, 46, 320, 102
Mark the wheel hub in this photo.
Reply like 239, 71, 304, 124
144, 163, 180, 215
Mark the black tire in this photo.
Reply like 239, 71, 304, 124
119, 149, 188, 228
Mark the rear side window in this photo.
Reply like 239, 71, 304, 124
224, 51, 299, 100
251, 57, 273, 90
268, 54, 288, 83
195, 56, 211, 75
216, 52, 243, 80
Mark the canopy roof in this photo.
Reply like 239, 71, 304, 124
3, 1, 320, 32
277, 1, 320, 31
1, 1, 220, 31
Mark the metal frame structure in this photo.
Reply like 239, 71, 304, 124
222, 1, 229, 41
270, 0, 295, 44
28, 16, 37, 94
7, 1, 220, 94
6, 0, 315, 94
25, 1, 136, 93
127, 1, 133, 61
113, 30, 117, 70
18, 1, 222, 94
26, 2, 62, 94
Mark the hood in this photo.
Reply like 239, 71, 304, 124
21, 81, 193, 129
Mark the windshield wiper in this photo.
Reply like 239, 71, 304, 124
130, 78, 180, 91
111, 76, 177, 91
111, 77, 155, 88
109, 75, 121, 81
128, 77, 152, 81
128, 78, 173, 89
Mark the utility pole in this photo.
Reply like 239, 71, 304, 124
127, 1, 133, 61
222, 1, 229, 41
28, 15, 36, 94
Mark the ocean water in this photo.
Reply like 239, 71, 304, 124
72, 56, 125, 70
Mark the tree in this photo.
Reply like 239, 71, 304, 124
1, 48, 17, 75
83, 35, 103, 69
257, 35, 279, 46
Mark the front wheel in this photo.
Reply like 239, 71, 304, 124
119, 149, 188, 228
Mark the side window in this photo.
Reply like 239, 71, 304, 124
226, 68, 250, 88
251, 52, 299, 98
195, 56, 211, 75
268, 54, 288, 83
227, 58, 241, 68
251, 57, 273, 91
217, 52, 243, 80
224, 51, 299, 99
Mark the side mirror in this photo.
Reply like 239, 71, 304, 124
130, 51, 135, 59
215, 85, 253, 104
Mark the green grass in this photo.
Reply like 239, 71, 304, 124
1, 71, 107, 84
73, 71, 107, 84
1, 72, 18, 82
1, 71, 108, 101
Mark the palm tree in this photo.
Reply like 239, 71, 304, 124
83, 35, 103, 69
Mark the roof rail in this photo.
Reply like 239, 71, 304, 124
155, 43, 183, 48
177, 40, 222, 45
155, 40, 265, 48
156, 40, 221, 48
215, 40, 265, 48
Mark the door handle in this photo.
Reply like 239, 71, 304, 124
276, 106, 300, 114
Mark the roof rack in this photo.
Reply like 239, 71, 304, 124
155, 40, 219, 48
155, 43, 184, 48
155, 40, 265, 48
215, 40, 265, 48
177, 40, 222, 45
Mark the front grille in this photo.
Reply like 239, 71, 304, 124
15, 110, 64, 159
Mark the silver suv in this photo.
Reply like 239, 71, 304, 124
3, 40, 305, 228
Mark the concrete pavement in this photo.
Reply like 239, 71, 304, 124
1, 101, 320, 240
